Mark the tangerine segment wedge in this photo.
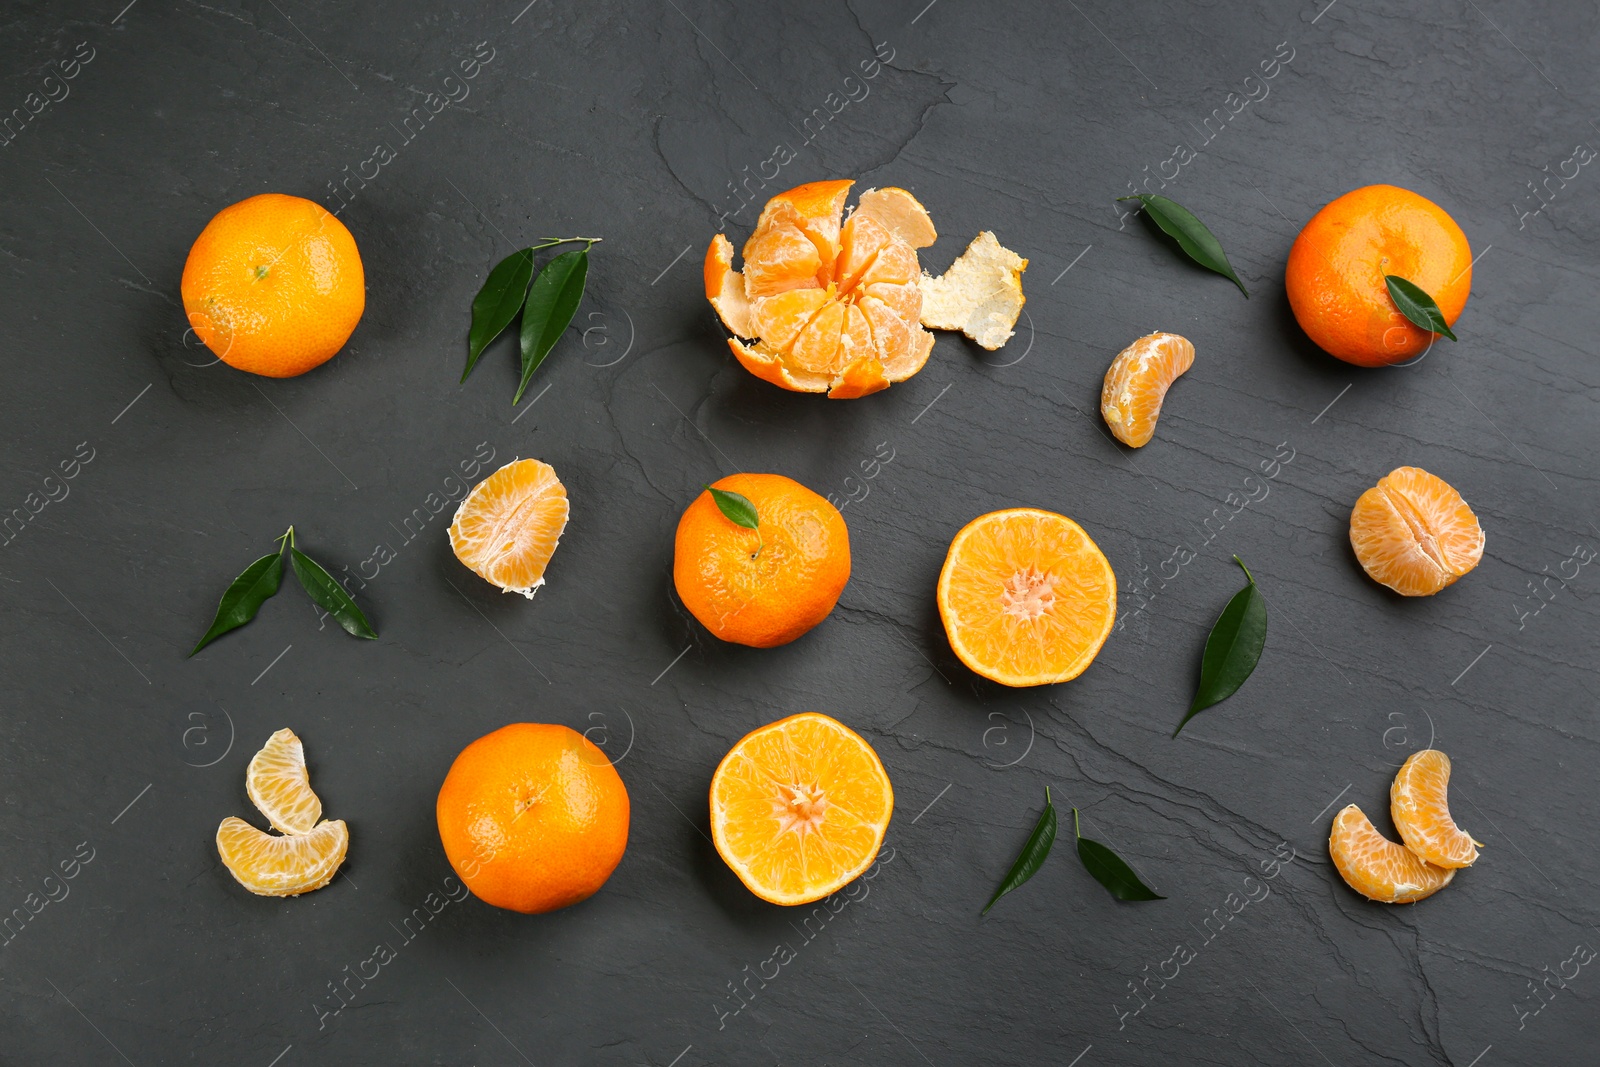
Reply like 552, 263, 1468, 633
937, 509, 1117, 687
216, 817, 349, 897
1100, 332, 1195, 448
246, 728, 322, 836
449, 459, 570, 598
709, 712, 893, 906
1349, 466, 1484, 596
1329, 805, 1454, 903
1391, 749, 1480, 868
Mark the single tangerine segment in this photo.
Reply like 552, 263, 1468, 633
1329, 804, 1454, 903
1349, 466, 1484, 596
936, 508, 1117, 687
1100, 332, 1195, 448
449, 458, 570, 598
710, 712, 893, 906
245, 728, 323, 836
216, 816, 349, 897
673, 474, 851, 648
1391, 749, 1480, 869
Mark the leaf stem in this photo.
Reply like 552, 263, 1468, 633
1233, 554, 1254, 585
1071, 803, 1079, 838
531, 236, 603, 252
276, 525, 295, 552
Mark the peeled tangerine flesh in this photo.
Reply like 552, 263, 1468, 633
918, 231, 1029, 350
1329, 805, 1454, 903
217, 816, 349, 897
1349, 467, 1484, 596
448, 458, 570, 598
1391, 749, 1481, 868
1101, 332, 1195, 448
246, 728, 322, 835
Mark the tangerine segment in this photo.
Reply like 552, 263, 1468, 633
1349, 466, 1484, 596
449, 459, 570, 598
1391, 749, 1480, 869
1100, 332, 1195, 448
246, 728, 322, 836
937, 508, 1117, 687
1329, 804, 1454, 903
216, 817, 349, 897
710, 712, 893, 906
1285, 184, 1471, 367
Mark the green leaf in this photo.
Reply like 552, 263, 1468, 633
190, 551, 284, 655
463, 248, 537, 383
1117, 194, 1248, 297
515, 249, 588, 403
1384, 275, 1458, 341
704, 485, 759, 530
983, 787, 1057, 915
289, 546, 377, 640
1073, 808, 1165, 901
1175, 555, 1266, 736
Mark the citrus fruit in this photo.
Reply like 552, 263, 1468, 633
216, 816, 349, 897
1285, 184, 1471, 367
436, 723, 629, 914
449, 458, 570, 598
936, 508, 1116, 687
181, 193, 365, 378
673, 473, 850, 648
1391, 749, 1480, 868
1328, 804, 1454, 903
918, 230, 1029, 350
246, 728, 322, 835
1349, 466, 1484, 596
1100, 332, 1195, 448
709, 712, 893, 906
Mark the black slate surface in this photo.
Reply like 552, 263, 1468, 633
1, 1, 1596, 1064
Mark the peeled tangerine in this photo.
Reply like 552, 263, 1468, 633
450, 458, 570, 598
1100, 332, 1195, 447
706, 180, 1026, 398
1349, 467, 1484, 596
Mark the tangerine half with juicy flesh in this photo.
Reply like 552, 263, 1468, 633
937, 508, 1117, 687
710, 712, 893, 906
436, 723, 630, 914
449, 458, 570, 598
181, 193, 365, 378
1349, 466, 1484, 596
1391, 749, 1480, 869
1101, 332, 1195, 448
1286, 184, 1471, 367
673, 473, 850, 648
1329, 804, 1454, 903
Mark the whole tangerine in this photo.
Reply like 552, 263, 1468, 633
673, 473, 850, 648
436, 723, 630, 914
181, 193, 365, 378
1285, 184, 1471, 367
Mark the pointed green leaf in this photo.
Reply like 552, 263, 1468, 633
464, 248, 537, 383
1384, 275, 1458, 341
190, 551, 284, 655
983, 787, 1057, 914
704, 485, 759, 530
289, 547, 377, 639
1175, 555, 1266, 736
1117, 194, 1248, 296
515, 249, 588, 403
1073, 807, 1165, 901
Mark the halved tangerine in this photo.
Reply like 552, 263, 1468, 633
936, 508, 1116, 687
245, 728, 322, 836
1391, 749, 1480, 868
449, 458, 570, 598
216, 816, 349, 897
1328, 804, 1454, 903
1349, 466, 1484, 596
709, 712, 893, 906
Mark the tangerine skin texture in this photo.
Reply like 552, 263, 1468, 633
674, 474, 851, 648
181, 193, 365, 378
1286, 185, 1471, 367
436, 724, 630, 915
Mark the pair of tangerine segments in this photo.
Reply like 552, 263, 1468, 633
1330, 749, 1480, 903
216, 729, 348, 896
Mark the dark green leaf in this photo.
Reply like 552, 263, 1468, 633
983, 787, 1057, 915
1073, 808, 1165, 901
290, 547, 377, 640
1384, 275, 1458, 342
515, 249, 588, 403
1175, 555, 1266, 736
190, 551, 283, 655
463, 248, 538, 383
704, 485, 760, 530
1117, 194, 1248, 297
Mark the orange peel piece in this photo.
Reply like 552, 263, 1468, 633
853, 187, 938, 249
919, 231, 1028, 350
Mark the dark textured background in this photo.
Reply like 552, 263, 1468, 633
1, 0, 1595, 1063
